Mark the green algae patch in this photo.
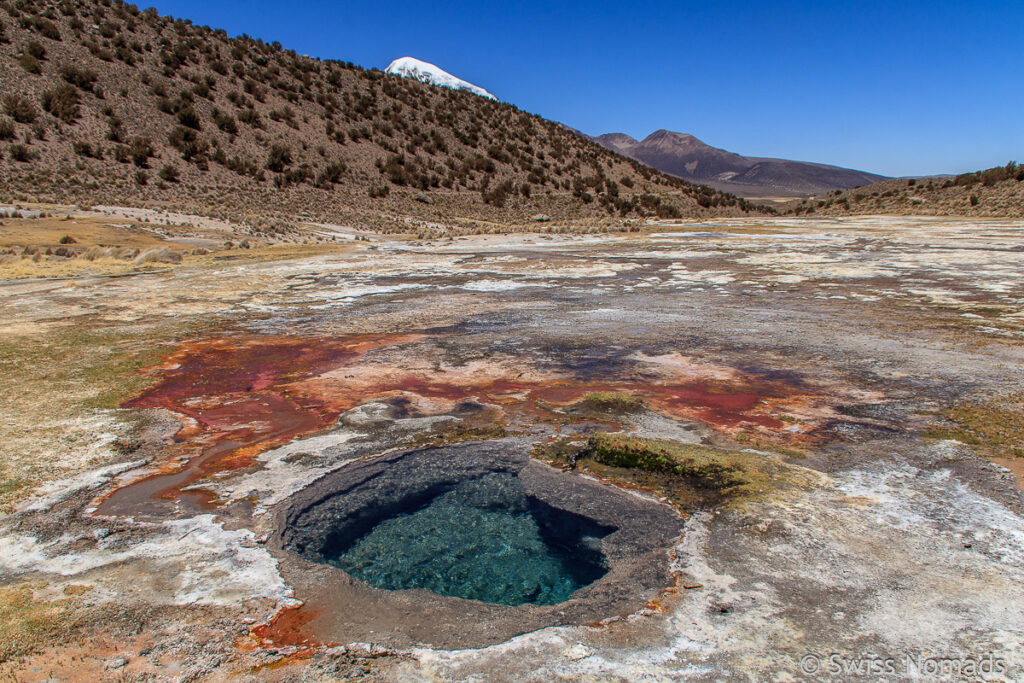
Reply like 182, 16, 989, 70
924, 394, 1024, 458
586, 433, 767, 496
410, 420, 511, 448
574, 392, 645, 414
535, 433, 815, 511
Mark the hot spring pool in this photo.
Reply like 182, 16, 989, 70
275, 439, 685, 627
322, 471, 612, 605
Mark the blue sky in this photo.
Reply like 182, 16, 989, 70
150, 0, 1023, 177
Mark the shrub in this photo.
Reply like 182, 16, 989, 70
969, 194, 979, 206
73, 140, 98, 158
176, 106, 201, 130
9, 143, 33, 162
223, 155, 257, 177
134, 248, 182, 265
25, 40, 46, 60
212, 109, 237, 134
18, 53, 41, 73
315, 161, 346, 187
134, 170, 148, 185
980, 166, 1009, 187
955, 171, 980, 187
58, 235, 77, 245
380, 154, 410, 185
482, 179, 515, 207
41, 84, 80, 122
23, 17, 61, 40
237, 107, 261, 128
128, 137, 153, 166
265, 144, 292, 172
61, 65, 98, 91
368, 184, 390, 198
158, 164, 179, 182
106, 119, 124, 142
177, 137, 209, 163
167, 124, 197, 149
0, 119, 14, 140
2, 95, 36, 123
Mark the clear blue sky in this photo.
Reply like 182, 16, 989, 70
149, 0, 1023, 177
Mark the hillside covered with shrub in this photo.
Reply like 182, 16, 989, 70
785, 162, 1024, 218
0, 0, 752, 235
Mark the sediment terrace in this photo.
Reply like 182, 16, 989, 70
2, 216, 1024, 680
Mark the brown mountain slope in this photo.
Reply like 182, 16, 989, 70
783, 163, 1024, 218
595, 130, 887, 197
0, 1, 752, 237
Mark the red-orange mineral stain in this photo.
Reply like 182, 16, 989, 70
98, 333, 815, 518
97, 334, 419, 516
248, 605, 321, 650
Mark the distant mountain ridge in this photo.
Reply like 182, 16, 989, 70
594, 130, 887, 197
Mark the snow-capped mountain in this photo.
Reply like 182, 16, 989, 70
385, 57, 496, 100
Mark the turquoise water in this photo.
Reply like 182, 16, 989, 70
326, 472, 611, 606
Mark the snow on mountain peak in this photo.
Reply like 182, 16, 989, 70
385, 57, 496, 100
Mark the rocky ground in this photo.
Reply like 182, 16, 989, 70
1, 215, 1023, 681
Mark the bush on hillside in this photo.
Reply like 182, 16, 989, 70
41, 84, 80, 122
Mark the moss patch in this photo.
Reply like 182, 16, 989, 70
573, 391, 645, 414
534, 433, 813, 511
411, 421, 510, 448
924, 394, 1024, 458
586, 433, 766, 495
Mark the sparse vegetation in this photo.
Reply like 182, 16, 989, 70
796, 161, 1024, 218
0, 585, 84, 662
925, 394, 1024, 458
